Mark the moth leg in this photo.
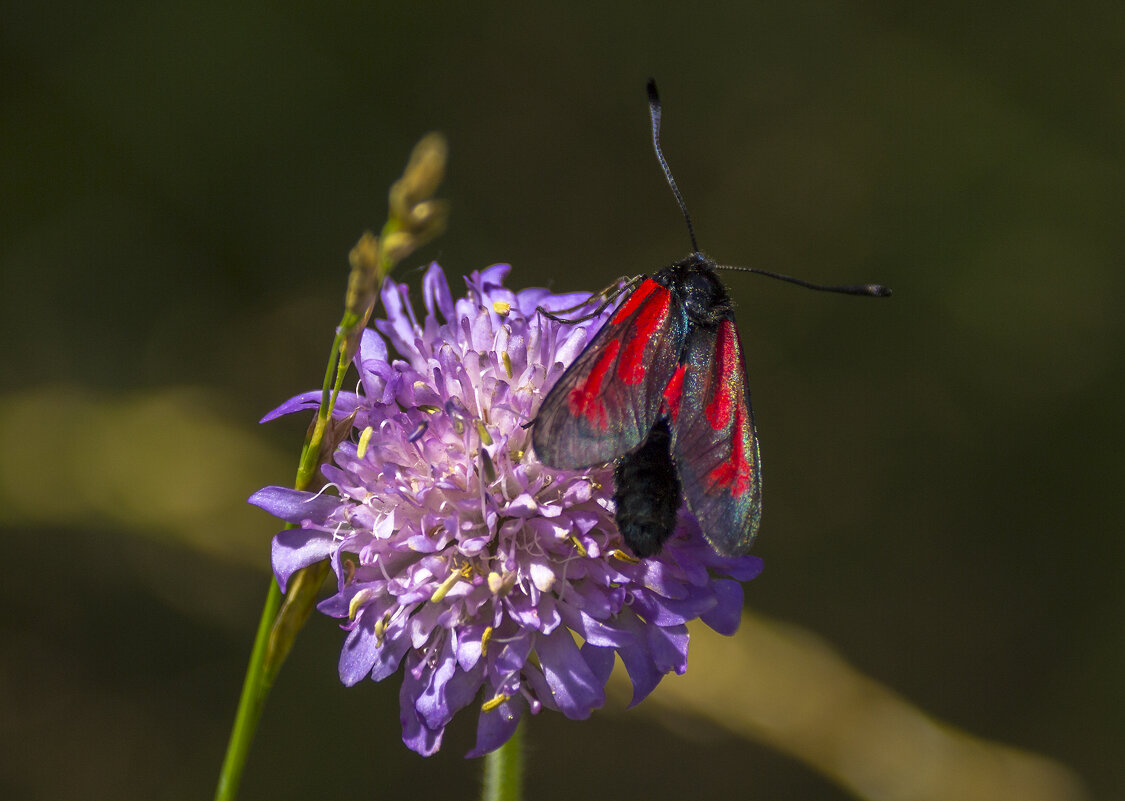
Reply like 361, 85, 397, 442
536, 276, 640, 324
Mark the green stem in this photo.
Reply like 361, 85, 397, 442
213, 133, 447, 801
481, 719, 525, 801
214, 578, 283, 801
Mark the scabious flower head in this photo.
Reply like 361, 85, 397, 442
250, 263, 762, 756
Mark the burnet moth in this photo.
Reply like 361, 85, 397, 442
531, 80, 890, 558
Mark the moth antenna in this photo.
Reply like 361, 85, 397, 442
647, 79, 699, 254
715, 264, 892, 297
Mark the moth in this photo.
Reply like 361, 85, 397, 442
531, 80, 889, 558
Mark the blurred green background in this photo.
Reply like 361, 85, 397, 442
2, 2, 1122, 799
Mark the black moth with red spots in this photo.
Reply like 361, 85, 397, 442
532, 249, 761, 557
531, 80, 888, 558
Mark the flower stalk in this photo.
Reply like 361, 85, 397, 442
482, 718, 525, 801
215, 132, 448, 801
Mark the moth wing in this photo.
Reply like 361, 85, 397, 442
670, 318, 762, 555
532, 278, 685, 469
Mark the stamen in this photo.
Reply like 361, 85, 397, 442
569, 535, 588, 557
430, 567, 464, 603
609, 549, 640, 564
348, 588, 377, 621
492, 300, 511, 315
357, 426, 375, 459
487, 570, 517, 596
481, 625, 493, 657
481, 693, 511, 712
501, 351, 513, 379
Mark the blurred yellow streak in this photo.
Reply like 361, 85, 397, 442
624, 614, 1087, 801
0, 386, 291, 569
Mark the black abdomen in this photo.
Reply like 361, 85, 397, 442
613, 419, 682, 557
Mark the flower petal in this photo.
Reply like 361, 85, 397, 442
534, 628, 605, 719
579, 643, 616, 687
646, 623, 689, 675
270, 528, 336, 592
629, 588, 717, 626
423, 263, 456, 321
339, 612, 380, 686
259, 391, 361, 423
466, 694, 523, 758
249, 487, 339, 526
400, 656, 445, 756
700, 579, 744, 636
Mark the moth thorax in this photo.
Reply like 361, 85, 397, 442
680, 269, 728, 325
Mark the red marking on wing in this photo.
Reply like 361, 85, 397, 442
704, 320, 738, 429
567, 338, 620, 430
706, 401, 753, 496
611, 278, 660, 325
662, 364, 687, 421
617, 288, 672, 385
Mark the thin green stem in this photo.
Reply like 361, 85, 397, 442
214, 578, 283, 801
481, 719, 525, 801
215, 333, 348, 801
214, 133, 447, 801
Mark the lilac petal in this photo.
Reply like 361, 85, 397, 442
370, 617, 413, 681
714, 554, 764, 583
558, 602, 633, 648
259, 391, 361, 423
534, 628, 605, 719
537, 593, 562, 635
700, 579, 744, 636
600, 611, 662, 705
517, 288, 594, 316
423, 263, 455, 321
378, 278, 421, 363
551, 326, 591, 370
400, 659, 444, 756
270, 528, 336, 592
339, 613, 380, 686
442, 661, 485, 721
646, 623, 689, 675
617, 640, 663, 707
249, 486, 339, 526
417, 641, 484, 730
466, 694, 523, 758
474, 263, 511, 292
357, 326, 388, 364
492, 630, 532, 676
454, 624, 486, 671
629, 588, 717, 626
565, 579, 614, 619
505, 593, 546, 633
408, 601, 445, 648
639, 560, 691, 599
415, 641, 459, 729
579, 643, 616, 687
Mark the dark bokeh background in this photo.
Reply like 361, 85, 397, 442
2, 2, 1122, 799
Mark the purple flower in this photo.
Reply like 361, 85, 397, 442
250, 263, 763, 756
